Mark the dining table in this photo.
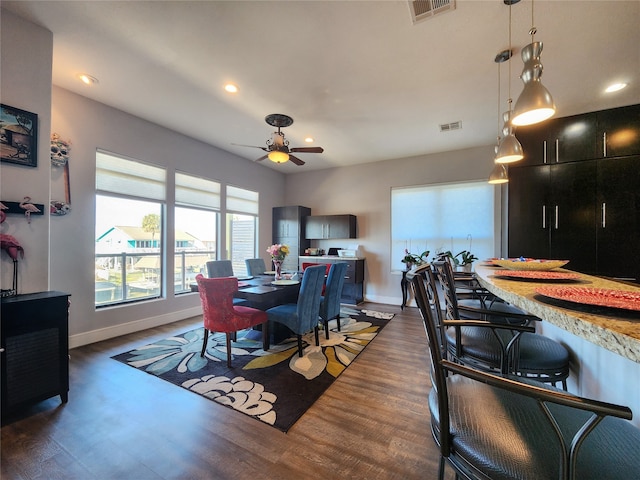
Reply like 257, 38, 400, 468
473, 261, 640, 428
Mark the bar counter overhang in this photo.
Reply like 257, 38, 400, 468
474, 263, 640, 428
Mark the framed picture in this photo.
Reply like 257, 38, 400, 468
1, 104, 38, 167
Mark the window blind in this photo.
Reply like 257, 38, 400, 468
226, 185, 259, 215
96, 150, 165, 201
175, 172, 220, 209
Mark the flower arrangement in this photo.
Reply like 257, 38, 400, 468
401, 249, 430, 267
267, 243, 289, 262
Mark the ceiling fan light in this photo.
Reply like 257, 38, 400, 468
496, 133, 524, 163
488, 164, 509, 184
268, 150, 289, 163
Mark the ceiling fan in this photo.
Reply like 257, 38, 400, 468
233, 114, 324, 166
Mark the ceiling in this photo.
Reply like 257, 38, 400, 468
3, 1, 639, 173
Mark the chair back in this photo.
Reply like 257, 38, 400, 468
195, 274, 240, 332
245, 258, 266, 276
408, 267, 452, 458
296, 265, 326, 333
319, 262, 348, 320
432, 260, 461, 320
206, 260, 234, 278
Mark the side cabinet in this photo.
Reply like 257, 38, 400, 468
1, 291, 71, 419
272, 206, 311, 272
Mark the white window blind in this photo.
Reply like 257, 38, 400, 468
96, 150, 165, 201
175, 172, 220, 209
391, 181, 495, 271
226, 185, 259, 214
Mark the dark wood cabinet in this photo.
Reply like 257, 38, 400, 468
1, 291, 71, 419
304, 214, 357, 239
596, 155, 640, 280
298, 256, 365, 304
272, 206, 311, 272
515, 113, 597, 166
596, 104, 640, 158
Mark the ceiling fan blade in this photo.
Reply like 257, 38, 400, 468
255, 154, 269, 162
289, 146, 324, 153
231, 143, 268, 152
288, 155, 305, 166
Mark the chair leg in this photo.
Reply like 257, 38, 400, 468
336, 314, 341, 332
225, 333, 232, 367
262, 321, 269, 351
201, 328, 209, 357
314, 326, 320, 346
297, 335, 304, 357
324, 319, 330, 339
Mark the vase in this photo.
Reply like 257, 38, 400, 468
273, 260, 283, 280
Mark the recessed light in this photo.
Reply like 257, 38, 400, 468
605, 82, 628, 93
224, 84, 238, 93
78, 73, 98, 85
304, 137, 314, 143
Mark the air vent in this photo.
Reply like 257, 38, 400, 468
409, 0, 455, 24
439, 121, 462, 132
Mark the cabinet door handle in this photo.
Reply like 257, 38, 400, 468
543, 140, 547, 164
542, 205, 547, 229
555, 139, 559, 163
603, 132, 607, 157
602, 202, 606, 228
554, 205, 559, 229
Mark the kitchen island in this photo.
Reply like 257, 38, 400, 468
474, 263, 640, 427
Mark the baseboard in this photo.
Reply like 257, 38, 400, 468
69, 306, 202, 349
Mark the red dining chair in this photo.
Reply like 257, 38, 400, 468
195, 274, 268, 367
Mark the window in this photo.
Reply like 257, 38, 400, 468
174, 172, 220, 293
95, 151, 166, 306
225, 185, 259, 276
391, 181, 497, 271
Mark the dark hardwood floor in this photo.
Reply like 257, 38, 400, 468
1, 303, 453, 479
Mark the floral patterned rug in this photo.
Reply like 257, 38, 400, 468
112, 307, 394, 432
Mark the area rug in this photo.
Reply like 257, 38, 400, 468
112, 307, 394, 432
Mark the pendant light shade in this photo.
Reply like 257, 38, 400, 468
488, 163, 509, 184
496, 108, 524, 163
512, 41, 556, 125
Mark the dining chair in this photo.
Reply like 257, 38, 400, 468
265, 265, 326, 357
195, 274, 268, 367
319, 262, 348, 339
206, 259, 234, 278
432, 260, 570, 388
245, 258, 267, 276
302, 262, 331, 294
409, 269, 640, 480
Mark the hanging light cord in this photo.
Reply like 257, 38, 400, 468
530, 0, 537, 38
507, 2, 513, 109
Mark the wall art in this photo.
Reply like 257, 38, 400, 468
1, 104, 38, 167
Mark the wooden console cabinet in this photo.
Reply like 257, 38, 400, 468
1, 291, 71, 419
299, 256, 365, 304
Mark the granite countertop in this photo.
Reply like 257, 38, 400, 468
474, 264, 640, 363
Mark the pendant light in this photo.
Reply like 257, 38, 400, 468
495, 1, 524, 164
512, 0, 556, 126
489, 51, 511, 184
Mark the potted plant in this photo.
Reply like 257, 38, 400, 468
401, 249, 430, 270
438, 250, 478, 272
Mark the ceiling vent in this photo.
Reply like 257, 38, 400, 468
409, 0, 456, 24
439, 121, 462, 132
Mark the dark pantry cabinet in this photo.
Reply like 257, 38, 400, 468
508, 104, 640, 282
1, 291, 71, 419
272, 205, 311, 272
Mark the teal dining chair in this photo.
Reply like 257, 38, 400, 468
206, 260, 234, 278
245, 258, 267, 276
265, 265, 326, 357
319, 262, 348, 339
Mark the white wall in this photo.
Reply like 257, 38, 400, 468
0, 10, 53, 293
284, 145, 501, 305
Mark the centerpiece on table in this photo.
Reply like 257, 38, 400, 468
267, 243, 289, 280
